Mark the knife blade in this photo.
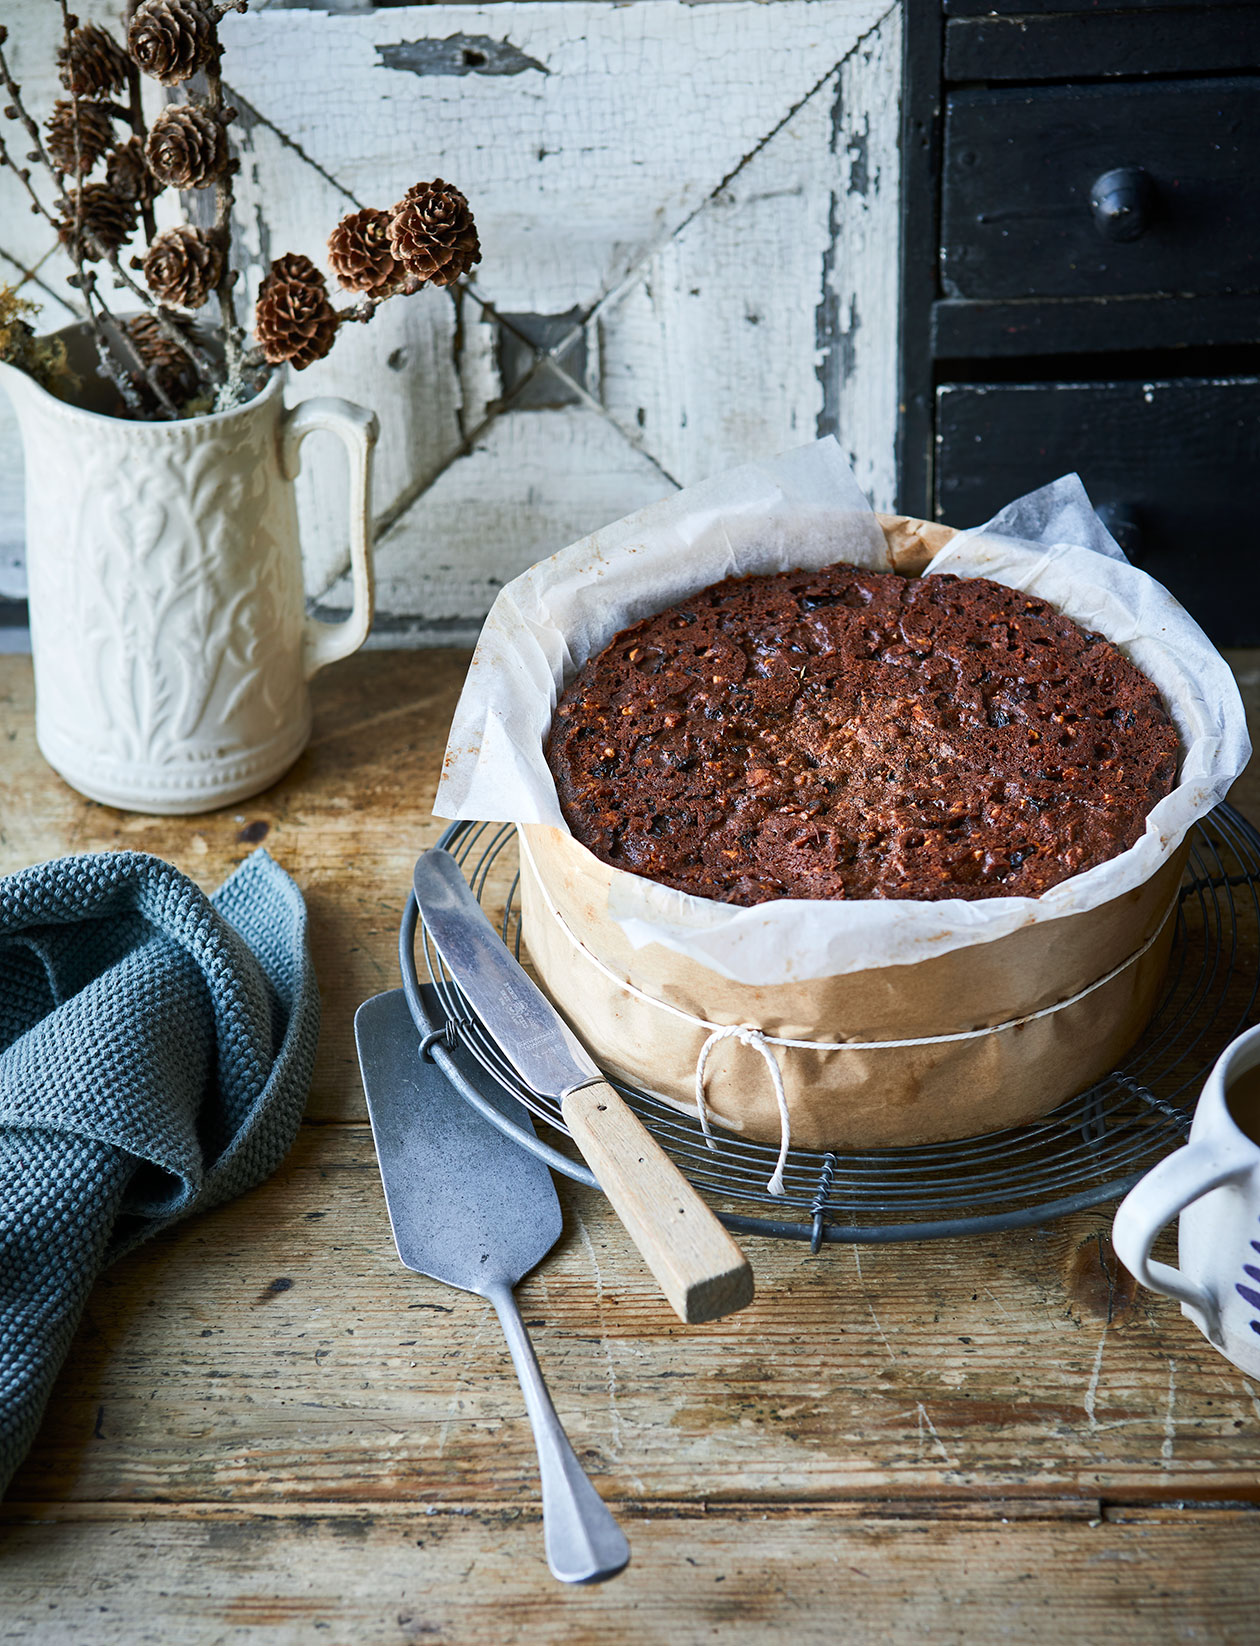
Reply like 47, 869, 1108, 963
413, 847, 754, 1324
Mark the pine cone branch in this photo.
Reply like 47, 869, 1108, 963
128, 0, 218, 87
57, 23, 130, 99
253, 251, 338, 370
124, 311, 200, 405
140, 224, 224, 309
58, 182, 137, 260
387, 180, 480, 287
44, 97, 115, 176
327, 207, 402, 295
105, 135, 158, 205
144, 103, 228, 189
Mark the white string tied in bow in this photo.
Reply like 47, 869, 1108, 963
695, 1024, 791, 1198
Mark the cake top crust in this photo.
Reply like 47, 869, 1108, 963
545, 563, 1180, 905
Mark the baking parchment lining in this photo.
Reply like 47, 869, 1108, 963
434, 438, 1249, 986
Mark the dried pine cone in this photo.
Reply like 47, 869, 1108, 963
128, 0, 218, 86
57, 23, 130, 98
327, 207, 402, 296
124, 311, 200, 404
44, 98, 115, 177
387, 180, 480, 287
58, 183, 137, 260
144, 104, 228, 190
141, 225, 223, 309
105, 136, 158, 206
253, 252, 339, 370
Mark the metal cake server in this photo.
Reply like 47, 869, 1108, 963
355, 987, 630, 1585
412, 847, 755, 1325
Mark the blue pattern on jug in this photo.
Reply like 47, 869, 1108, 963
1237, 1235, 1260, 1336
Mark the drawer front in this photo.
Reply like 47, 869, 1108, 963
941, 79, 1260, 301
935, 377, 1260, 645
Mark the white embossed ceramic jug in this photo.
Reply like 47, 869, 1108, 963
0, 321, 377, 814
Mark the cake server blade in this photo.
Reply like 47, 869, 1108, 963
355, 987, 629, 1585
413, 848, 754, 1325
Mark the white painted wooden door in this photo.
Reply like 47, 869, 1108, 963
0, 1, 902, 639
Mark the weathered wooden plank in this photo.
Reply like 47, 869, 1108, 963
219, 2, 891, 313
326, 403, 674, 634
0, 649, 480, 1120
931, 294, 1260, 361
4, 647, 1260, 1128
221, 1, 901, 624
3, 647, 1260, 1634
944, 10, 1260, 83
1, 1506, 1258, 1645
1, 2, 904, 627
7, 1121, 1260, 1506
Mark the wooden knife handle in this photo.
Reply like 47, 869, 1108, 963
561, 1080, 755, 1324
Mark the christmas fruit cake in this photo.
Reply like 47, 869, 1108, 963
546, 562, 1179, 906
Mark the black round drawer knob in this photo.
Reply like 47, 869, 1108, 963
1095, 502, 1144, 563
1089, 167, 1156, 242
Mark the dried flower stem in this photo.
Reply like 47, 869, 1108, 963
80, 267, 178, 417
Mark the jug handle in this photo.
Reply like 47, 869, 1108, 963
281, 396, 379, 679
1112, 1142, 1249, 1347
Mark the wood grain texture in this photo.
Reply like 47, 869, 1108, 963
3, 1507, 1260, 1645
561, 1080, 755, 1324
2, 646, 1260, 1636
7, 1120, 1260, 1507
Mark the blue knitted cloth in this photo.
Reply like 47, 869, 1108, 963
0, 848, 318, 1495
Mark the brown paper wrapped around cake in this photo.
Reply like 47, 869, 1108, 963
515, 514, 1185, 1152
518, 817, 1185, 1152
435, 445, 1250, 1165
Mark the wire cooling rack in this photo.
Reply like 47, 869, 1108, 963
399, 806, 1260, 1245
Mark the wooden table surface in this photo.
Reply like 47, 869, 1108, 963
2, 648, 1260, 1645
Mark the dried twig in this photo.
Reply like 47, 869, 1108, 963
334, 274, 426, 326
200, 20, 246, 400
0, 34, 66, 231
0, 32, 61, 184
0, 133, 62, 230
56, 1, 176, 419
59, 5, 94, 341
106, 247, 218, 380
121, 60, 155, 242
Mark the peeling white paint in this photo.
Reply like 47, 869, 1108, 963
0, 1, 904, 637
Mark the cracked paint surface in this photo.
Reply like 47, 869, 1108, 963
0, 0, 902, 630
376, 34, 550, 79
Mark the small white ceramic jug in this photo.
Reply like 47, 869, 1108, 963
1113, 1022, 1260, 1375
0, 320, 377, 814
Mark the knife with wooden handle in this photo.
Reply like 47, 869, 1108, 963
412, 848, 754, 1324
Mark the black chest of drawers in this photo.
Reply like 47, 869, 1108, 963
898, 0, 1260, 644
